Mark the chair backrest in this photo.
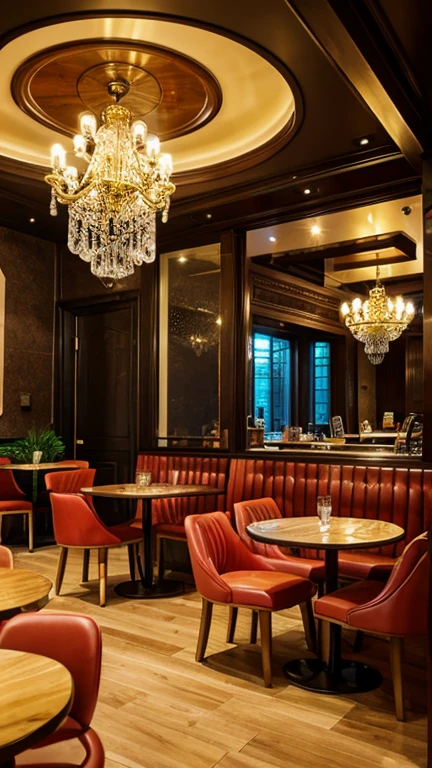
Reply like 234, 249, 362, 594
50, 492, 121, 547
348, 532, 429, 636
56, 460, 90, 469
0, 611, 101, 727
234, 497, 283, 557
185, 511, 266, 603
0, 545, 13, 568
45, 468, 95, 493
0, 457, 26, 501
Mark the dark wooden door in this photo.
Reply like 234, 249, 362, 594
58, 295, 138, 524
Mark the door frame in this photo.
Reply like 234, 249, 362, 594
55, 290, 140, 463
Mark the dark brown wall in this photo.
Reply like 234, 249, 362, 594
376, 335, 407, 428
58, 246, 140, 300
0, 226, 55, 437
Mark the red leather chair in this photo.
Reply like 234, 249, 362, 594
50, 491, 142, 606
314, 532, 428, 720
234, 498, 326, 589
185, 511, 317, 687
0, 544, 13, 568
55, 460, 90, 468
0, 457, 33, 551
0, 611, 104, 766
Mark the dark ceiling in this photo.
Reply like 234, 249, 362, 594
0, 0, 429, 247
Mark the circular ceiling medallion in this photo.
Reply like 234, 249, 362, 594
12, 40, 222, 142
0, 17, 298, 177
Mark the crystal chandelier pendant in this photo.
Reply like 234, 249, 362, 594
340, 263, 415, 364
45, 80, 175, 284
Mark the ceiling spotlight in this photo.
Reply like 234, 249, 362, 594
269, 236, 277, 242
29, 218, 35, 223
311, 225, 321, 235
178, 256, 187, 263
353, 134, 375, 147
303, 188, 311, 195
206, 213, 212, 219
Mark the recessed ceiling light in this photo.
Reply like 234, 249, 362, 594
178, 256, 187, 263
29, 218, 35, 223
353, 134, 374, 147
206, 213, 212, 219
311, 225, 321, 235
303, 188, 311, 195
269, 236, 277, 242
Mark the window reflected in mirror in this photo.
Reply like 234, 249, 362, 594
158, 244, 221, 448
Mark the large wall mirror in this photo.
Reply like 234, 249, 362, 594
158, 244, 221, 447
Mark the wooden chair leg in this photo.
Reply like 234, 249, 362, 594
250, 610, 259, 644
259, 611, 272, 687
82, 549, 90, 582
28, 509, 34, 553
353, 630, 364, 653
196, 598, 213, 662
98, 548, 108, 607
226, 607, 238, 643
390, 636, 405, 721
300, 600, 317, 654
157, 536, 165, 582
55, 547, 68, 595
318, 619, 330, 665
127, 544, 136, 581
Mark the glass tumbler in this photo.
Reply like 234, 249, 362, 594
32, 451, 43, 465
168, 469, 179, 485
317, 495, 332, 526
135, 470, 152, 488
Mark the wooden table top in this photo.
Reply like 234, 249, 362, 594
0, 568, 52, 619
0, 649, 73, 763
0, 463, 79, 471
247, 516, 405, 550
81, 483, 225, 500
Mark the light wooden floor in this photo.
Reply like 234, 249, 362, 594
11, 545, 427, 768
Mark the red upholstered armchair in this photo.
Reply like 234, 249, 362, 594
185, 511, 317, 687
0, 611, 104, 767
234, 498, 325, 592
0, 457, 34, 552
314, 532, 428, 720
50, 490, 142, 606
0, 544, 13, 568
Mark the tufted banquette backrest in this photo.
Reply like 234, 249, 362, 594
136, 454, 228, 524
226, 459, 432, 556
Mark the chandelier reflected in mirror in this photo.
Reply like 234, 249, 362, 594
340, 264, 415, 364
45, 78, 175, 283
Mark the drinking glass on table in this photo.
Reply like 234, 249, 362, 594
135, 470, 152, 488
32, 451, 43, 464
168, 469, 179, 485
317, 495, 332, 526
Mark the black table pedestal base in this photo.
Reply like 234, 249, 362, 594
283, 657, 382, 695
114, 579, 184, 600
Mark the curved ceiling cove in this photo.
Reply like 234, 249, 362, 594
0, 17, 297, 177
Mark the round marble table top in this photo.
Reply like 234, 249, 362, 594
81, 483, 225, 500
247, 516, 405, 550
0, 649, 73, 763
0, 463, 79, 471
0, 568, 52, 619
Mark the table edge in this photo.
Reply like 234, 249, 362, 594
246, 521, 406, 550
80, 485, 225, 499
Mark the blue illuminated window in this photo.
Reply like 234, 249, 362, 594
253, 333, 290, 438
311, 341, 330, 424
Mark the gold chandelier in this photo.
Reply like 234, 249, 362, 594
340, 264, 415, 364
45, 79, 175, 284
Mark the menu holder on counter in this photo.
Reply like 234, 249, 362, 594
331, 415, 345, 438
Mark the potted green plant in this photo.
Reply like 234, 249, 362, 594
0, 427, 65, 463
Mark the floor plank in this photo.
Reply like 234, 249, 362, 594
10, 545, 427, 768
